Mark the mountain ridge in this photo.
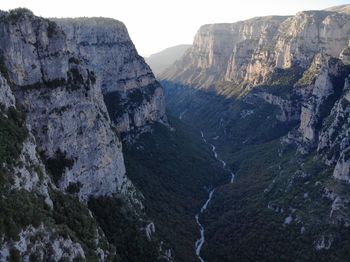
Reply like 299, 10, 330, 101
145, 44, 191, 76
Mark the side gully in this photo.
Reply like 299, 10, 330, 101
194, 131, 235, 262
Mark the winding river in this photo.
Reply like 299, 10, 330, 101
194, 131, 234, 262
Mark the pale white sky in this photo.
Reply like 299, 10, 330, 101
1, 0, 349, 56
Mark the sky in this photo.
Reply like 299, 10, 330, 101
1, 0, 349, 56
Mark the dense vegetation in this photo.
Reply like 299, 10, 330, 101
89, 196, 160, 262
124, 116, 228, 261
202, 141, 350, 261
163, 77, 350, 261
0, 106, 27, 165
0, 105, 156, 261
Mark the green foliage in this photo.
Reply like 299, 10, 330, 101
0, 186, 114, 261
296, 61, 321, 87
124, 116, 228, 261
68, 57, 80, 65
0, 107, 27, 165
0, 190, 50, 241
103, 91, 124, 121
128, 89, 144, 105
66, 182, 82, 194
0, 52, 10, 83
201, 140, 350, 262
47, 21, 59, 38
267, 66, 303, 87
43, 150, 74, 185
51, 192, 100, 259
7, 8, 33, 23
163, 76, 350, 261
88, 196, 159, 262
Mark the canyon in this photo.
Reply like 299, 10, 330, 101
162, 5, 350, 262
1, 3, 350, 262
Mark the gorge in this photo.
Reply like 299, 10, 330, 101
161, 5, 350, 261
1, 3, 350, 262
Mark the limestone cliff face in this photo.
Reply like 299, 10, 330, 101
161, 11, 350, 90
0, 9, 138, 201
163, 9, 350, 184
54, 18, 167, 134
0, 9, 163, 261
289, 56, 349, 152
317, 76, 350, 182
161, 16, 287, 89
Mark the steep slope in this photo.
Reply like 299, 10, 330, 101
0, 8, 166, 261
145, 44, 191, 76
161, 11, 350, 93
54, 18, 167, 135
0, 9, 136, 203
162, 8, 350, 262
124, 116, 228, 261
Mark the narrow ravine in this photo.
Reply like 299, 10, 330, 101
194, 131, 235, 261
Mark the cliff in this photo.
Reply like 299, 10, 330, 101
0, 8, 167, 261
162, 9, 350, 180
161, 11, 350, 92
53, 18, 167, 135
162, 7, 350, 260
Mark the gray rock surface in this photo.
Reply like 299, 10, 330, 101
0, 74, 15, 109
0, 8, 166, 261
54, 18, 167, 134
0, 9, 139, 201
0, 225, 86, 261
161, 11, 350, 91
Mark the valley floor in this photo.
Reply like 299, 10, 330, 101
162, 81, 350, 262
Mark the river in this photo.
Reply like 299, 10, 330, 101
194, 131, 235, 261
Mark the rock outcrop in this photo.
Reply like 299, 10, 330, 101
161, 6, 350, 260
163, 8, 350, 181
53, 18, 167, 135
0, 9, 137, 201
0, 8, 164, 261
161, 11, 350, 91
286, 56, 350, 152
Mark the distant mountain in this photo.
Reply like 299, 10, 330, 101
324, 4, 350, 14
145, 44, 191, 76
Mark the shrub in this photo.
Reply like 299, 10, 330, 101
88, 196, 159, 262
0, 107, 27, 165
7, 8, 33, 24
47, 21, 59, 38
43, 150, 74, 185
